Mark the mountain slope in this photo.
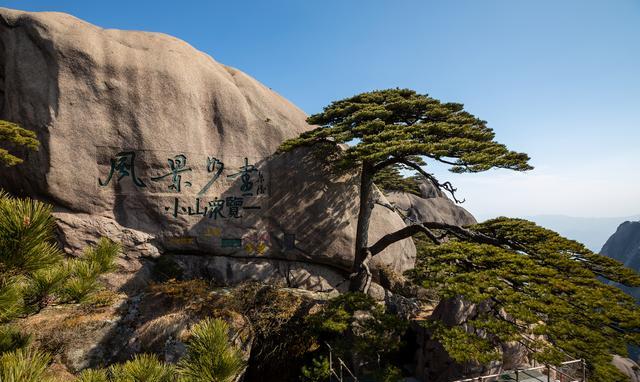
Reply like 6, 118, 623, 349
600, 220, 640, 300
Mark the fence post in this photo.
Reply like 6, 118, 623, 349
582, 359, 587, 381
515, 369, 519, 382
328, 344, 333, 382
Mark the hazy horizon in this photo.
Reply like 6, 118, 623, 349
510, 214, 640, 251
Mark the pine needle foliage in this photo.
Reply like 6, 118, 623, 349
0, 191, 120, 316
0, 190, 63, 277
305, 293, 408, 378
60, 261, 103, 303
178, 318, 246, 382
0, 120, 39, 167
280, 88, 532, 173
77, 354, 175, 382
23, 265, 69, 309
76, 369, 109, 382
0, 347, 52, 382
0, 280, 23, 323
60, 238, 120, 303
108, 354, 176, 382
0, 326, 30, 354
408, 218, 640, 382
78, 318, 245, 382
83, 239, 120, 275
300, 356, 331, 382
0, 191, 62, 320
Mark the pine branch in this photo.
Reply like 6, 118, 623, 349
398, 159, 465, 203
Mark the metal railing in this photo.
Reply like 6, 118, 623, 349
452, 359, 586, 382
326, 343, 359, 382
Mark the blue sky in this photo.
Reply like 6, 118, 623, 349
4, 0, 640, 220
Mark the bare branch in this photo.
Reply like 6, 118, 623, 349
373, 156, 403, 172
367, 220, 526, 258
368, 224, 441, 255
419, 221, 519, 248
398, 159, 466, 204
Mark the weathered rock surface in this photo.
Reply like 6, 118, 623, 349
16, 283, 255, 373
0, 7, 416, 293
386, 180, 477, 226
172, 254, 347, 293
16, 281, 330, 378
17, 298, 124, 371
612, 355, 640, 382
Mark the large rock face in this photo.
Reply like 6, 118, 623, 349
0, 7, 308, 199
0, 7, 415, 292
386, 180, 476, 226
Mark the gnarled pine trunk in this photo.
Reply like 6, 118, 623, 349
349, 162, 375, 292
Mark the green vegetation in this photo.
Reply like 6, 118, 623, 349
300, 356, 330, 382
60, 240, 120, 304
280, 88, 532, 291
0, 120, 39, 167
304, 292, 408, 380
76, 369, 110, 382
109, 354, 175, 382
0, 191, 120, 319
1, 192, 255, 381
0, 325, 30, 354
0, 347, 52, 382
77, 318, 244, 382
178, 318, 245, 382
408, 218, 640, 382
145, 282, 403, 381
0, 191, 121, 379
77, 354, 176, 382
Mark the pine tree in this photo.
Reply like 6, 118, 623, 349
108, 354, 176, 382
0, 120, 39, 167
280, 89, 532, 291
178, 318, 246, 382
0, 347, 53, 382
0, 191, 120, 320
407, 218, 640, 382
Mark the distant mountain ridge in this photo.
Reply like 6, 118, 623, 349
600, 220, 640, 363
600, 220, 640, 300
525, 214, 640, 252
602, 221, 640, 269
